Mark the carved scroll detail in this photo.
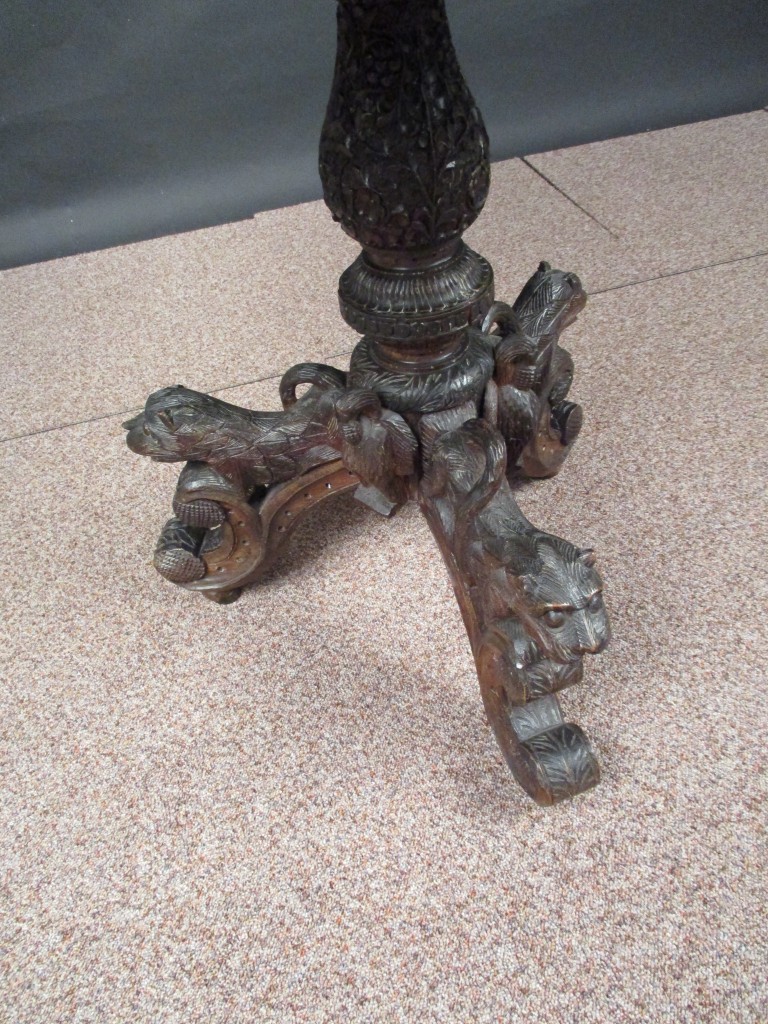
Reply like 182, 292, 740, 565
419, 418, 609, 804
151, 460, 359, 603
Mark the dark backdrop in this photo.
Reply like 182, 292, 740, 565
1, 0, 766, 270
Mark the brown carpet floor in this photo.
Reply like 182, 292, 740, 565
2, 111, 767, 1023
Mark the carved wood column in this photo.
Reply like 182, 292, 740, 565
320, 0, 496, 413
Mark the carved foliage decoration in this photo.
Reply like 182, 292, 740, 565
337, 243, 494, 344
321, 386, 417, 505
319, 0, 490, 252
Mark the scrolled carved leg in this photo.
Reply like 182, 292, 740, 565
151, 459, 360, 603
124, 362, 418, 601
419, 418, 609, 805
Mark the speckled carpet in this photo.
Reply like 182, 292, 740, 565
2, 111, 767, 1023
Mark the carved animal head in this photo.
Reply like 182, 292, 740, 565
510, 538, 610, 663
123, 386, 245, 463
512, 261, 586, 342
483, 263, 585, 391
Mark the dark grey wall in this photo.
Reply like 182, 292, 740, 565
1, 0, 766, 270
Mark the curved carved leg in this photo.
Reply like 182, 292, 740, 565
419, 418, 608, 804
153, 459, 360, 603
124, 362, 418, 601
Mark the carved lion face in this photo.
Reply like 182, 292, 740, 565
518, 538, 610, 663
123, 386, 220, 462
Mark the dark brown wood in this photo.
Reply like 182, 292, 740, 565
124, 0, 611, 803
419, 417, 608, 804
153, 460, 361, 604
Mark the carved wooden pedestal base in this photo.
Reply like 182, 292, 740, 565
125, 0, 611, 805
